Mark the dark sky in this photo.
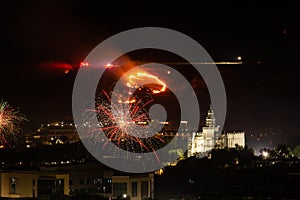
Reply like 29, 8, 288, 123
1, 1, 300, 148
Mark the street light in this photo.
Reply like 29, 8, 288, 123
262, 151, 269, 159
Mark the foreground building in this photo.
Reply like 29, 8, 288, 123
0, 162, 154, 200
0, 170, 69, 199
41, 162, 113, 198
112, 173, 154, 200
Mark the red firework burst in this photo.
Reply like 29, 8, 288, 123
93, 90, 165, 154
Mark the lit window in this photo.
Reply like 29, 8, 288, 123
10, 177, 17, 194
93, 178, 102, 184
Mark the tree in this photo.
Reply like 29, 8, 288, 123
273, 144, 294, 159
293, 145, 300, 158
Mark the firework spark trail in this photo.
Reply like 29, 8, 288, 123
130, 98, 154, 119
0, 100, 26, 147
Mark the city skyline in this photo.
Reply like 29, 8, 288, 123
1, 1, 300, 199
1, 1, 299, 147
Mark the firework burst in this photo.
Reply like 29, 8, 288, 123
91, 90, 165, 155
0, 100, 26, 147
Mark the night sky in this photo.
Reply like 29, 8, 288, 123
1, 1, 299, 149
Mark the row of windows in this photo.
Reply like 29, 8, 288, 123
69, 186, 112, 195
69, 178, 112, 185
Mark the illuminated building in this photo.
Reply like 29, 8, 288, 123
25, 121, 80, 147
0, 170, 69, 199
188, 106, 220, 157
188, 106, 245, 157
217, 131, 245, 149
40, 162, 113, 197
0, 162, 155, 200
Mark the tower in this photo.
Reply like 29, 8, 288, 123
189, 105, 220, 157
205, 105, 215, 129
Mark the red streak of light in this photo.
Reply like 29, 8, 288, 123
39, 62, 73, 70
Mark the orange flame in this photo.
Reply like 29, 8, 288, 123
127, 71, 166, 94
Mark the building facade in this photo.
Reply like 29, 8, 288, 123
0, 170, 69, 199
112, 173, 154, 200
217, 131, 245, 149
188, 106, 245, 157
25, 121, 80, 148
40, 162, 113, 198
188, 106, 220, 157
0, 163, 155, 199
